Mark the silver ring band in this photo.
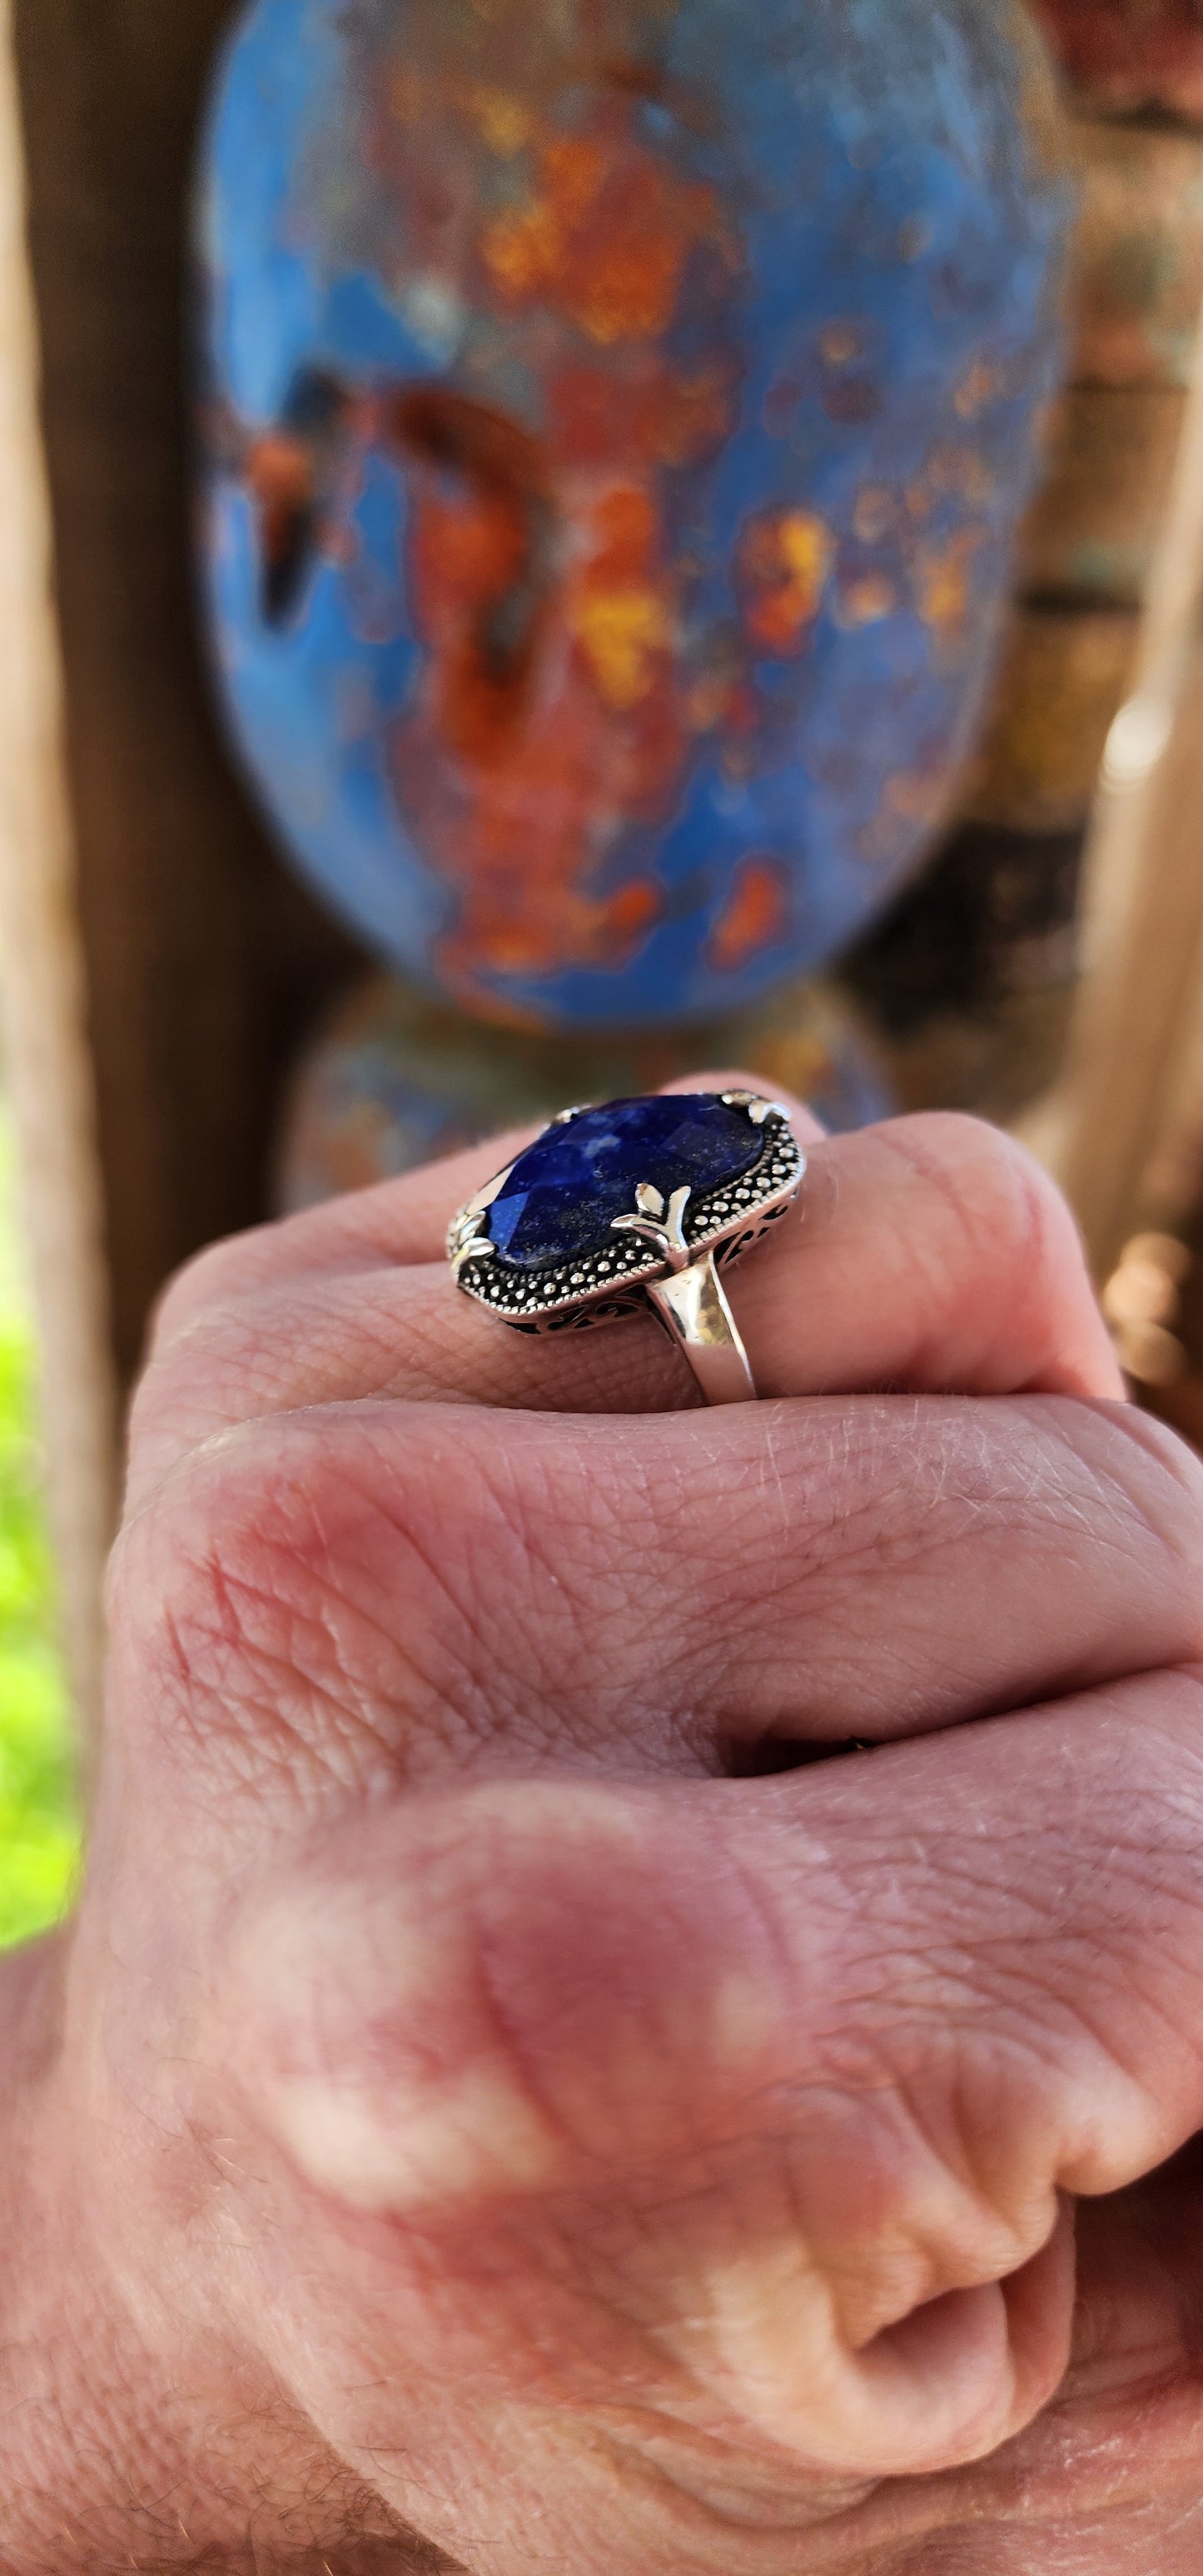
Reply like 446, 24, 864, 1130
646, 1251, 758, 1404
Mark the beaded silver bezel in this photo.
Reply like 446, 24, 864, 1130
446, 1091, 804, 1338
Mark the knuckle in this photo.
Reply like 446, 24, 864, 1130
135, 1282, 318, 1450
235, 1838, 566, 2220
108, 1411, 454, 1798
1063, 1400, 1203, 1630
243, 1787, 798, 2217
231, 1784, 1098, 2474
875, 1113, 1106, 1389
147, 1236, 257, 1354
108, 1431, 320, 1788
891, 1112, 1079, 1279
1098, 1397, 1203, 1524
147, 1212, 311, 1358
109, 1408, 631, 1794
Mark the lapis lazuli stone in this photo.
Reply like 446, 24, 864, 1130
488, 1096, 763, 1271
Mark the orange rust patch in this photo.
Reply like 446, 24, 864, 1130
389, 390, 553, 768
916, 528, 982, 647
708, 856, 789, 972
852, 485, 896, 545
549, 361, 735, 473
387, 65, 425, 127
818, 321, 864, 368
955, 359, 1004, 420
601, 878, 661, 942
245, 430, 326, 620
578, 204, 693, 346
321, 74, 754, 994
543, 133, 609, 227
467, 84, 534, 157
574, 585, 673, 708
836, 573, 897, 628
739, 509, 833, 655
246, 431, 314, 517
687, 672, 734, 733
589, 484, 658, 573
480, 116, 732, 349
482, 198, 564, 298
568, 484, 676, 708
395, 449, 684, 992
646, 366, 736, 466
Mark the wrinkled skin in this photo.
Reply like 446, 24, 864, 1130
6, 1082, 1203, 2575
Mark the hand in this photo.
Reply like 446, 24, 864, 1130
7, 1084, 1203, 2575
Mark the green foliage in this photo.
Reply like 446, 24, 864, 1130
0, 1122, 79, 1949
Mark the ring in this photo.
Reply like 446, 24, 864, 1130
447, 1091, 805, 1405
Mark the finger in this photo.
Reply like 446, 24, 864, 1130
132, 1100, 1120, 1499
149, 1114, 566, 1340
719, 1098, 1121, 1403
113, 1390, 1203, 1788
227, 1665, 1203, 2480
132, 1068, 821, 1492
152, 1074, 829, 1336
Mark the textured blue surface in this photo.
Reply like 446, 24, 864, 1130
198, 0, 1071, 1030
487, 1095, 763, 1266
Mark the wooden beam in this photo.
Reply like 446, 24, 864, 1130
0, 0, 116, 1738
1034, 291, 1203, 1280
0, 1, 362, 1727
8, 0, 360, 1392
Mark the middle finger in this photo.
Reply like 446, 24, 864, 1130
130, 1106, 1120, 1509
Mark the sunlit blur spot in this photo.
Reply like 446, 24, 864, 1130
1102, 693, 1173, 793
1103, 1232, 1190, 1385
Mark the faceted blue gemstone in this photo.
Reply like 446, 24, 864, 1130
487, 1095, 763, 1271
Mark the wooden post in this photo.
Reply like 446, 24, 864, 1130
0, 0, 116, 1740
1036, 294, 1203, 1281
0, 0, 361, 1732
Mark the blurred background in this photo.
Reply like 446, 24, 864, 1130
6, 0, 1203, 1945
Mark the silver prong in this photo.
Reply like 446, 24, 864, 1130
664, 1186, 692, 1257
720, 1090, 789, 1127
552, 1102, 599, 1126
610, 1181, 692, 1272
450, 1233, 497, 1279
610, 1212, 665, 1253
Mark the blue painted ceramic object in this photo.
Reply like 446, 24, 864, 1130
276, 971, 894, 1208
198, 0, 1071, 1030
